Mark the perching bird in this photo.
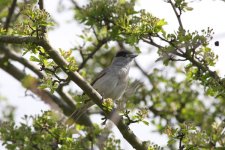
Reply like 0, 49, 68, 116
70, 50, 138, 122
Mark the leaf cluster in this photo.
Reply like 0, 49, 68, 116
0, 111, 122, 150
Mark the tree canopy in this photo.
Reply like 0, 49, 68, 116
0, 0, 225, 149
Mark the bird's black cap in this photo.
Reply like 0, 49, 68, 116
115, 50, 137, 58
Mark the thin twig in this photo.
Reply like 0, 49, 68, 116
70, 0, 81, 10
134, 60, 149, 78
123, 110, 139, 126
154, 34, 185, 57
141, 37, 162, 49
78, 39, 108, 71
168, 0, 184, 30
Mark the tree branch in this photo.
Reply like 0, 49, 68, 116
4, 0, 17, 31
0, 57, 65, 111
134, 60, 149, 78
0, 45, 44, 78
168, 0, 184, 30
141, 37, 162, 49
37, 0, 46, 35
185, 54, 223, 85
78, 39, 107, 71
38, 0, 44, 10
134, 60, 153, 86
0, 44, 92, 126
0, 57, 92, 126
70, 0, 81, 10
0, 35, 148, 150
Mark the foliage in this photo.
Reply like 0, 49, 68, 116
0, 111, 122, 150
166, 121, 225, 149
0, 0, 225, 149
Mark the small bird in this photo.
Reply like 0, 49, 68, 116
70, 50, 138, 121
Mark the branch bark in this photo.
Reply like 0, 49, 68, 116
0, 35, 148, 150
4, 0, 17, 31
38, 0, 44, 10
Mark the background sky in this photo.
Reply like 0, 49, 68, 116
1, 0, 225, 149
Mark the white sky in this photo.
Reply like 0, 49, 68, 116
1, 0, 225, 149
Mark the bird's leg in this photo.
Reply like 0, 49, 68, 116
101, 116, 107, 125
101, 109, 116, 125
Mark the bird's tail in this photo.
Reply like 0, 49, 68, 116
66, 100, 94, 124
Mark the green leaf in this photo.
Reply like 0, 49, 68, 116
142, 120, 149, 126
185, 6, 193, 11
30, 56, 40, 62
167, 138, 176, 145
157, 19, 167, 27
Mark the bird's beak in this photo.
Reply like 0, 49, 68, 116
129, 53, 138, 58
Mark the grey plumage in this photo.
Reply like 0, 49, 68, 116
70, 50, 137, 122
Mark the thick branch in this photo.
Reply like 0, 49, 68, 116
0, 36, 104, 108
38, 0, 44, 10
0, 35, 148, 150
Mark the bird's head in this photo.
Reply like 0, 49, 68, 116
112, 50, 138, 66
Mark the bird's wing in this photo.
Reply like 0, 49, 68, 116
91, 67, 109, 86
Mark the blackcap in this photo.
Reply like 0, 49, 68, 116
70, 50, 138, 121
